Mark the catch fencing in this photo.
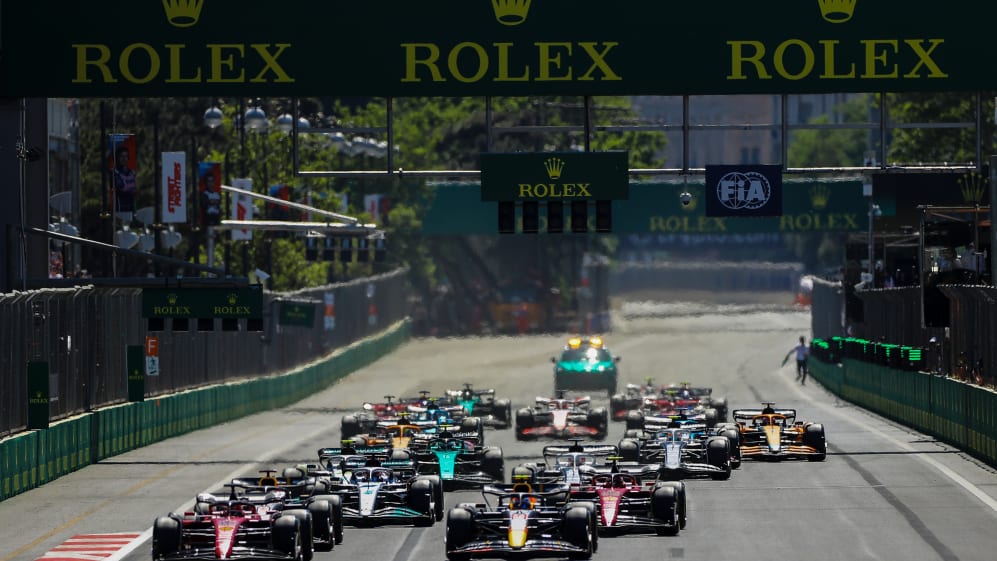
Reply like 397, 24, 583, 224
810, 279, 996, 388
0, 268, 410, 437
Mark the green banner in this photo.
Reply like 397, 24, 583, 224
126, 345, 145, 402
481, 152, 629, 202
142, 286, 263, 319
27, 362, 49, 430
423, 178, 867, 235
0, 1, 991, 97
278, 301, 317, 327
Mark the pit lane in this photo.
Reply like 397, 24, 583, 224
3, 304, 997, 561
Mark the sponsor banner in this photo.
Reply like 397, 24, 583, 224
278, 300, 317, 327
705, 165, 783, 218
141, 286, 264, 319
231, 178, 253, 241
108, 134, 137, 216
364, 194, 385, 223
421, 180, 866, 235
198, 162, 223, 227
161, 151, 187, 223
480, 151, 629, 202
3, 1, 992, 97
324, 292, 336, 331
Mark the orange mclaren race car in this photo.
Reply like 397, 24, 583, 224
732, 403, 826, 461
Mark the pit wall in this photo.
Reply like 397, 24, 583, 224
809, 357, 997, 468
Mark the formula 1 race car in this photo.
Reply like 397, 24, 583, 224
445, 383, 513, 428
153, 479, 339, 561
340, 395, 411, 439
732, 403, 827, 461
567, 468, 687, 536
552, 336, 620, 397
610, 380, 728, 422
326, 462, 444, 526
618, 426, 733, 480
408, 428, 505, 490
511, 442, 620, 486
515, 396, 608, 441
444, 481, 596, 560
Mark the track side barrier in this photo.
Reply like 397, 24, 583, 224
0, 319, 410, 502
808, 350, 997, 468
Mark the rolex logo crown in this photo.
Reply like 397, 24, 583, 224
162, 0, 204, 28
492, 0, 532, 26
817, 0, 856, 23
544, 157, 565, 180
810, 185, 830, 210
167, 293, 178, 305
228, 293, 238, 305
958, 172, 986, 203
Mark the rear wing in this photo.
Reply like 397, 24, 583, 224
732, 409, 797, 422
542, 443, 618, 457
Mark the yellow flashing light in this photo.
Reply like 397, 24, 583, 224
567, 337, 582, 349
588, 336, 604, 348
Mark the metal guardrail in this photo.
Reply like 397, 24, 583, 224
0, 268, 410, 437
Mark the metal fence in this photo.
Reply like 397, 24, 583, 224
0, 268, 410, 437
810, 279, 996, 388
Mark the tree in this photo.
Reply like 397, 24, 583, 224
883, 92, 997, 165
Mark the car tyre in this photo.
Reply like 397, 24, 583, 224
152, 516, 181, 558
445, 507, 474, 561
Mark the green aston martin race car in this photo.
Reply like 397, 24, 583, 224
552, 336, 620, 397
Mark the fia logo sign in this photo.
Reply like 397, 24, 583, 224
705, 165, 783, 218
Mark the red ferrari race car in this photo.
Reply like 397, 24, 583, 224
515, 395, 608, 441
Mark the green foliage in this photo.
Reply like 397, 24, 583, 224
883, 92, 997, 165
787, 94, 871, 168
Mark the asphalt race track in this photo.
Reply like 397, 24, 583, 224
3, 303, 997, 561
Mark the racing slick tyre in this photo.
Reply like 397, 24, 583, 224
622, 429, 644, 439
566, 501, 599, 552
419, 475, 445, 521
803, 423, 827, 461
272, 515, 302, 560
704, 408, 719, 428
445, 507, 475, 561
588, 407, 609, 431
706, 437, 732, 480
655, 481, 687, 529
625, 410, 645, 431
409, 478, 436, 526
341, 415, 360, 439
711, 397, 728, 420
482, 447, 505, 482
152, 515, 182, 558
494, 399, 512, 425
461, 416, 483, 434
307, 499, 335, 551
719, 427, 742, 469
286, 509, 314, 561
314, 494, 345, 545
351, 435, 369, 447
610, 394, 626, 419
651, 484, 680, 536
562, 506, 594, 560
618, 438, 640, 462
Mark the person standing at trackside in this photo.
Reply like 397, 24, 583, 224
784, 336, 810, 385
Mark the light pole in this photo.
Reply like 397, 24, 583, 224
863, 180, 881, 287
202, 100, 267, 277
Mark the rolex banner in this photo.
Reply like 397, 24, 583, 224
161, 151, 187, 223
705, 165, 783, 218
